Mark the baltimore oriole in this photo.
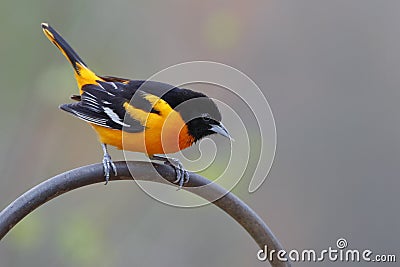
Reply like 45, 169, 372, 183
41, 23, 231, 187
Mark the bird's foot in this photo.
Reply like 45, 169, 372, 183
151, 155, 189, 188
165, 157, 190, 188
102, 153, 117, 185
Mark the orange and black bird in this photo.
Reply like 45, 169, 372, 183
41, 23, 231, 187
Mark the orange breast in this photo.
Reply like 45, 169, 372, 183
90, 108, 194, 156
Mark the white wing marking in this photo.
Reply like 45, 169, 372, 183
103, 107, 130, 127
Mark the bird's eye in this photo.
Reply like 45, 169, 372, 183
202, 113, 211, 121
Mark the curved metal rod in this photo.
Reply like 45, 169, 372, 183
0, 161, 290, 267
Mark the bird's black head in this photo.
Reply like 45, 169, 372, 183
162, 88, 231, 142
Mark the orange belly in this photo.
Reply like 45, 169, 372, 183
90, 116, 194, 156
88, 87, 195, 155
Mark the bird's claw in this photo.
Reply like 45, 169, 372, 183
102, 154, 117, 185
164, 158, 190, 189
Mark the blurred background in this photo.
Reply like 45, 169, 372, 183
0, 0, 399, 266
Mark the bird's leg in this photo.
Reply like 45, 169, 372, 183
101, 143, 117, 185
150, 155, 189, 188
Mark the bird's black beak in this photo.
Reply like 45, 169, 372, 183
210, 122, 232, 140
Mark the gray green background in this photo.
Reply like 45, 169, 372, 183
0, 1, 399, 266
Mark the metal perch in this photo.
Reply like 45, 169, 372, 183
0, 161, 291, 267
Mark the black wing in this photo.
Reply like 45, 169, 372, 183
97, 78, 207, 110
60, 79, 215, 132
60, 81, 148, 133
99, 75, 131, 84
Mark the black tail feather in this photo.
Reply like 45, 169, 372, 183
41, 23, 87, 72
